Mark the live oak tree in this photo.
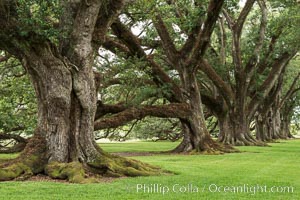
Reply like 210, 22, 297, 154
255, 63, 300, 142
252, 1, 300, 142
278, 60, 300, 138
0, 0, 298, 183
196, 0, 299, 145
101, 0, 236, 153
0, 0, 169, 182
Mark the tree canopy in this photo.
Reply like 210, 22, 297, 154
0, 0, 299, 182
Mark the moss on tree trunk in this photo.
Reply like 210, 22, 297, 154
0, 132, 167, 183
0, 43, 165, 183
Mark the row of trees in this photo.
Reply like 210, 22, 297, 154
0, 0, 299, 182
96, 0, 300, 150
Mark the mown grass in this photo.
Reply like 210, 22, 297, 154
0, 140, 299, 200
99, 141, 178, 153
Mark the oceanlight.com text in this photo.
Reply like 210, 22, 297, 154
208, 184, 294, 195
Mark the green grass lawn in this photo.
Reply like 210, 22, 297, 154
0, 140, 299, 200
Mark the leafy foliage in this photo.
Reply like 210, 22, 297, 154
0, 56, 37, 135
0, 0, 299, 143
16, 0, 61, 42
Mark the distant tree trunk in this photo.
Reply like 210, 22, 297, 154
217, 114, 234, 144
271, 107, 284, 139
255, 85, 290, 142
172, 69, 233, 153
280, 104, 294, 139
218, 108, 264, 146
255, 108, 282, 142
281, 116, 293, 138
255, 105, 273, 142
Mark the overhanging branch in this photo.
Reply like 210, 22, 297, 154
234, 0, 256, 38
94, 103, 191, 130
199, 58, 234, 107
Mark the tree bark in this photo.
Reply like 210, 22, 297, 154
255, 113, 267, 141
94, 103, 191, 130
218, 114, 233, 143
280, 116, 293, 139
109, 14, 233, 154
171, 69, 235, 153
171, 121, 193, 153
0, 0, 163, 182
218, 110, 265, 146
0, 42, 163, 182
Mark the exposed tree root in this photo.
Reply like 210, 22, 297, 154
170, 136, 239, 155
195, 139, 239, 155
186, 137, 239, 155
0, 135, 168, 183
0, 134, 47, 181
170, 137, 193, 153
87, 151, 167, 178
44, 153, 168, 183
45, 162, 97, 183
219, 135, 268, 146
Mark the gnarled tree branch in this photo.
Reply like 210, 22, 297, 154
111, 19, 183, 102
279, 72, 300, 109
153, 14, 179, 68
248, 52, 296, 118
244, 0, 267, 90
187, 0, 225, 66
199, 58, 234, 107
94, 103, 191, 130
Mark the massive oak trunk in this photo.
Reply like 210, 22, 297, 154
0, 43, 162, 182
22, 43, 99, 163
0, 0, 165, 182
